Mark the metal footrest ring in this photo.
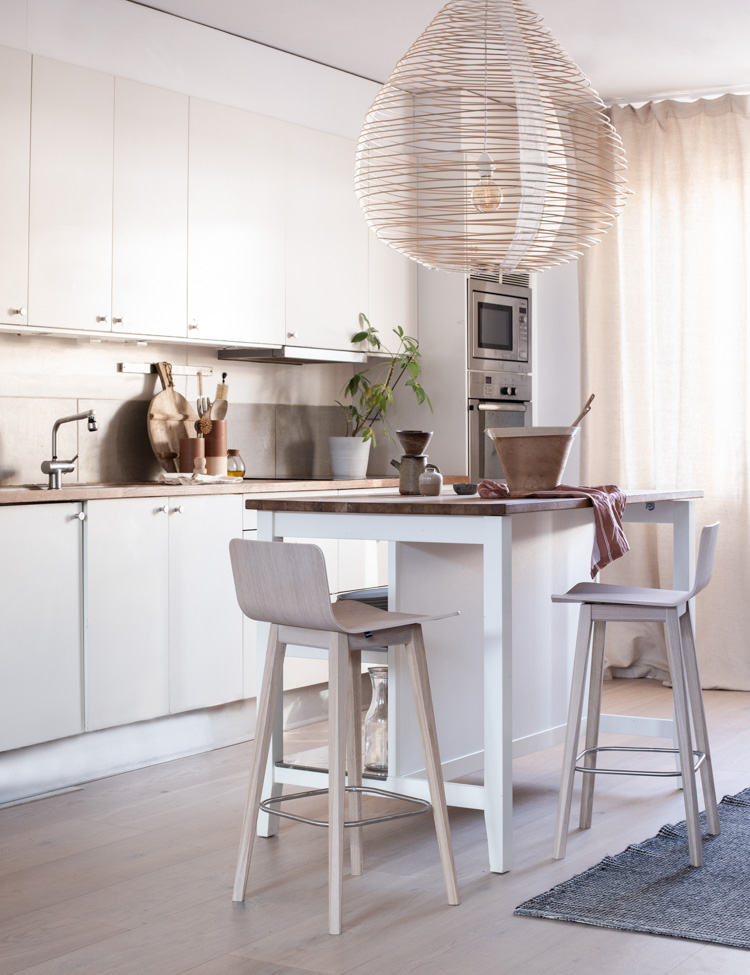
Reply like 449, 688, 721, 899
575, 744, 705, 778
259, 785, 432, 828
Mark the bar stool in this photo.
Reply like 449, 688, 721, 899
229, 538, 460, 935
551, 522, 720, 867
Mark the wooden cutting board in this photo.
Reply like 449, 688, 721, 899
147, 362, 198, 472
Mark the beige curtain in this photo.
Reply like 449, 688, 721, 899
579, 94, 750, 690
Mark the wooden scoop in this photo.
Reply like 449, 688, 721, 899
571, 393, 595, 427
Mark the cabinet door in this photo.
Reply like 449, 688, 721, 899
187, 98, 286, 346
0, 503, 83, 751
284, 127, 368, 350
168, 494, 244, 712
0, 45, 30, 327
112, 78, 188, 338
86, 498, 170, 730
28, 57, 113, 331
368, 236, 418, 339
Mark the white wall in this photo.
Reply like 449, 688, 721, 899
533, 262, 582, 483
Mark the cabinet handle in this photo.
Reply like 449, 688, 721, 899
158, 504, 169, 513
172, 505, 185, 514
10, 306, 26, 316
76, 511, 86, 522
112, 316, 126, 326
96, 315, 109, 324
287, 331, 298, 339
188, 323, 199, 331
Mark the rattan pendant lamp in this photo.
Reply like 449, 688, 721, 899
354, 0, 629, 276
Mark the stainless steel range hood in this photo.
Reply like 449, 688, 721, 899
217, 346, 367, 365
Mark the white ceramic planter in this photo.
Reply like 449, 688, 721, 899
328, 436, 371, 480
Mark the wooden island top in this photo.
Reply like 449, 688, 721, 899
246, 487, 703, 517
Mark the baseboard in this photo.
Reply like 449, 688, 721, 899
0, 680, 336, 806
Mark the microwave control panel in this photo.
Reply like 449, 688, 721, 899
468, 370, 532, 401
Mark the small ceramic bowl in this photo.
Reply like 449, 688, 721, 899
453, 482, 478, 495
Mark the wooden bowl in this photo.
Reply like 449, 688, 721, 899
486, 427, 578, 493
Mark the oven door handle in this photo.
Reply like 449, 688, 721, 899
477, 403, 526, 411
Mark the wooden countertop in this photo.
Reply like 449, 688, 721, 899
245, 487, 704, 516
0, 476, 410, 506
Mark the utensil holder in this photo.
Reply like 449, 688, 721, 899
179, 436, 204, 474
205, 420, 227, 476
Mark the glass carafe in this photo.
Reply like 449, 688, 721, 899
363, 666, 388, 773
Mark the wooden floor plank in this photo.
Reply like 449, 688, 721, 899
1, 679, 748, 975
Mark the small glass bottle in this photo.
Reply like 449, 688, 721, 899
226, 449, 246, 478
363, 666, 388, 774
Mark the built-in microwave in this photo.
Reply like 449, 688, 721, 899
468, 276, 531, 374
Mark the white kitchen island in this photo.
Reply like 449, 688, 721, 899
247, 487, 701, 873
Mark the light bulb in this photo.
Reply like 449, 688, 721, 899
472, 175, 502, 213
471, 151, 502, 213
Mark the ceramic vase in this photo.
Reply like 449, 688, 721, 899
328, 436, 371, 480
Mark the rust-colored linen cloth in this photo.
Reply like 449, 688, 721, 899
477, 481, 630, 577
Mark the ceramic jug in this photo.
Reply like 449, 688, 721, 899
390, 455, 427, 495
418, 463, 443, 496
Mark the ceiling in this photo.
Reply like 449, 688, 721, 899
128, 0, 750, 104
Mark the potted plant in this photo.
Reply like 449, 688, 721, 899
328, 313, 431, 479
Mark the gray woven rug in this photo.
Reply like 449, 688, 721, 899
515, 787, 750, 949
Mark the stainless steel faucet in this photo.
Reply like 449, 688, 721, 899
41, 411, 98, 489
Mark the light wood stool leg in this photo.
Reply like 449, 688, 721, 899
328, 632, 348, 935
679, 608, 720, 836
404, 628, 459, 906
665, 609, 703, 866
580, 620, 606, 829
347, 648, 364, 876
233, 624, 286, 902
553, 604, 593, 859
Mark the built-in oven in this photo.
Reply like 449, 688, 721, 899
468, 276, 531, 374
468, 370, 532, 483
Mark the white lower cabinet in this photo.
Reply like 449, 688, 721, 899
2, 493, 387, 752
87, 495, 244, 728
86, 498, 170, 730
168, 494, 243, 712
0, 503, 84, 751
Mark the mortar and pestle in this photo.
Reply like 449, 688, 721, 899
391, 430, 433, 495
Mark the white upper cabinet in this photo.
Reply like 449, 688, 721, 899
284, 127, 369, 351
28, 57, 114, 331
112, 78, 188, 338
367, 237, 418, 340
0, 45, 30, 327
187, 98, 286, 346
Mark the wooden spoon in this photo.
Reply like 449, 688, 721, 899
571, 393, 595, 427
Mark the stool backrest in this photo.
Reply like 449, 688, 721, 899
689, 522, 720, 599
229, 538, 340, 631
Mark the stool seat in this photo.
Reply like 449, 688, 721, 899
229, 538, 460, 935
281, 597, 457, 651
553, 582, 692, 608
552, 522, 721, 868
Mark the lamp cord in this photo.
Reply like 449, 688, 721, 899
483, 0, 489, 154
